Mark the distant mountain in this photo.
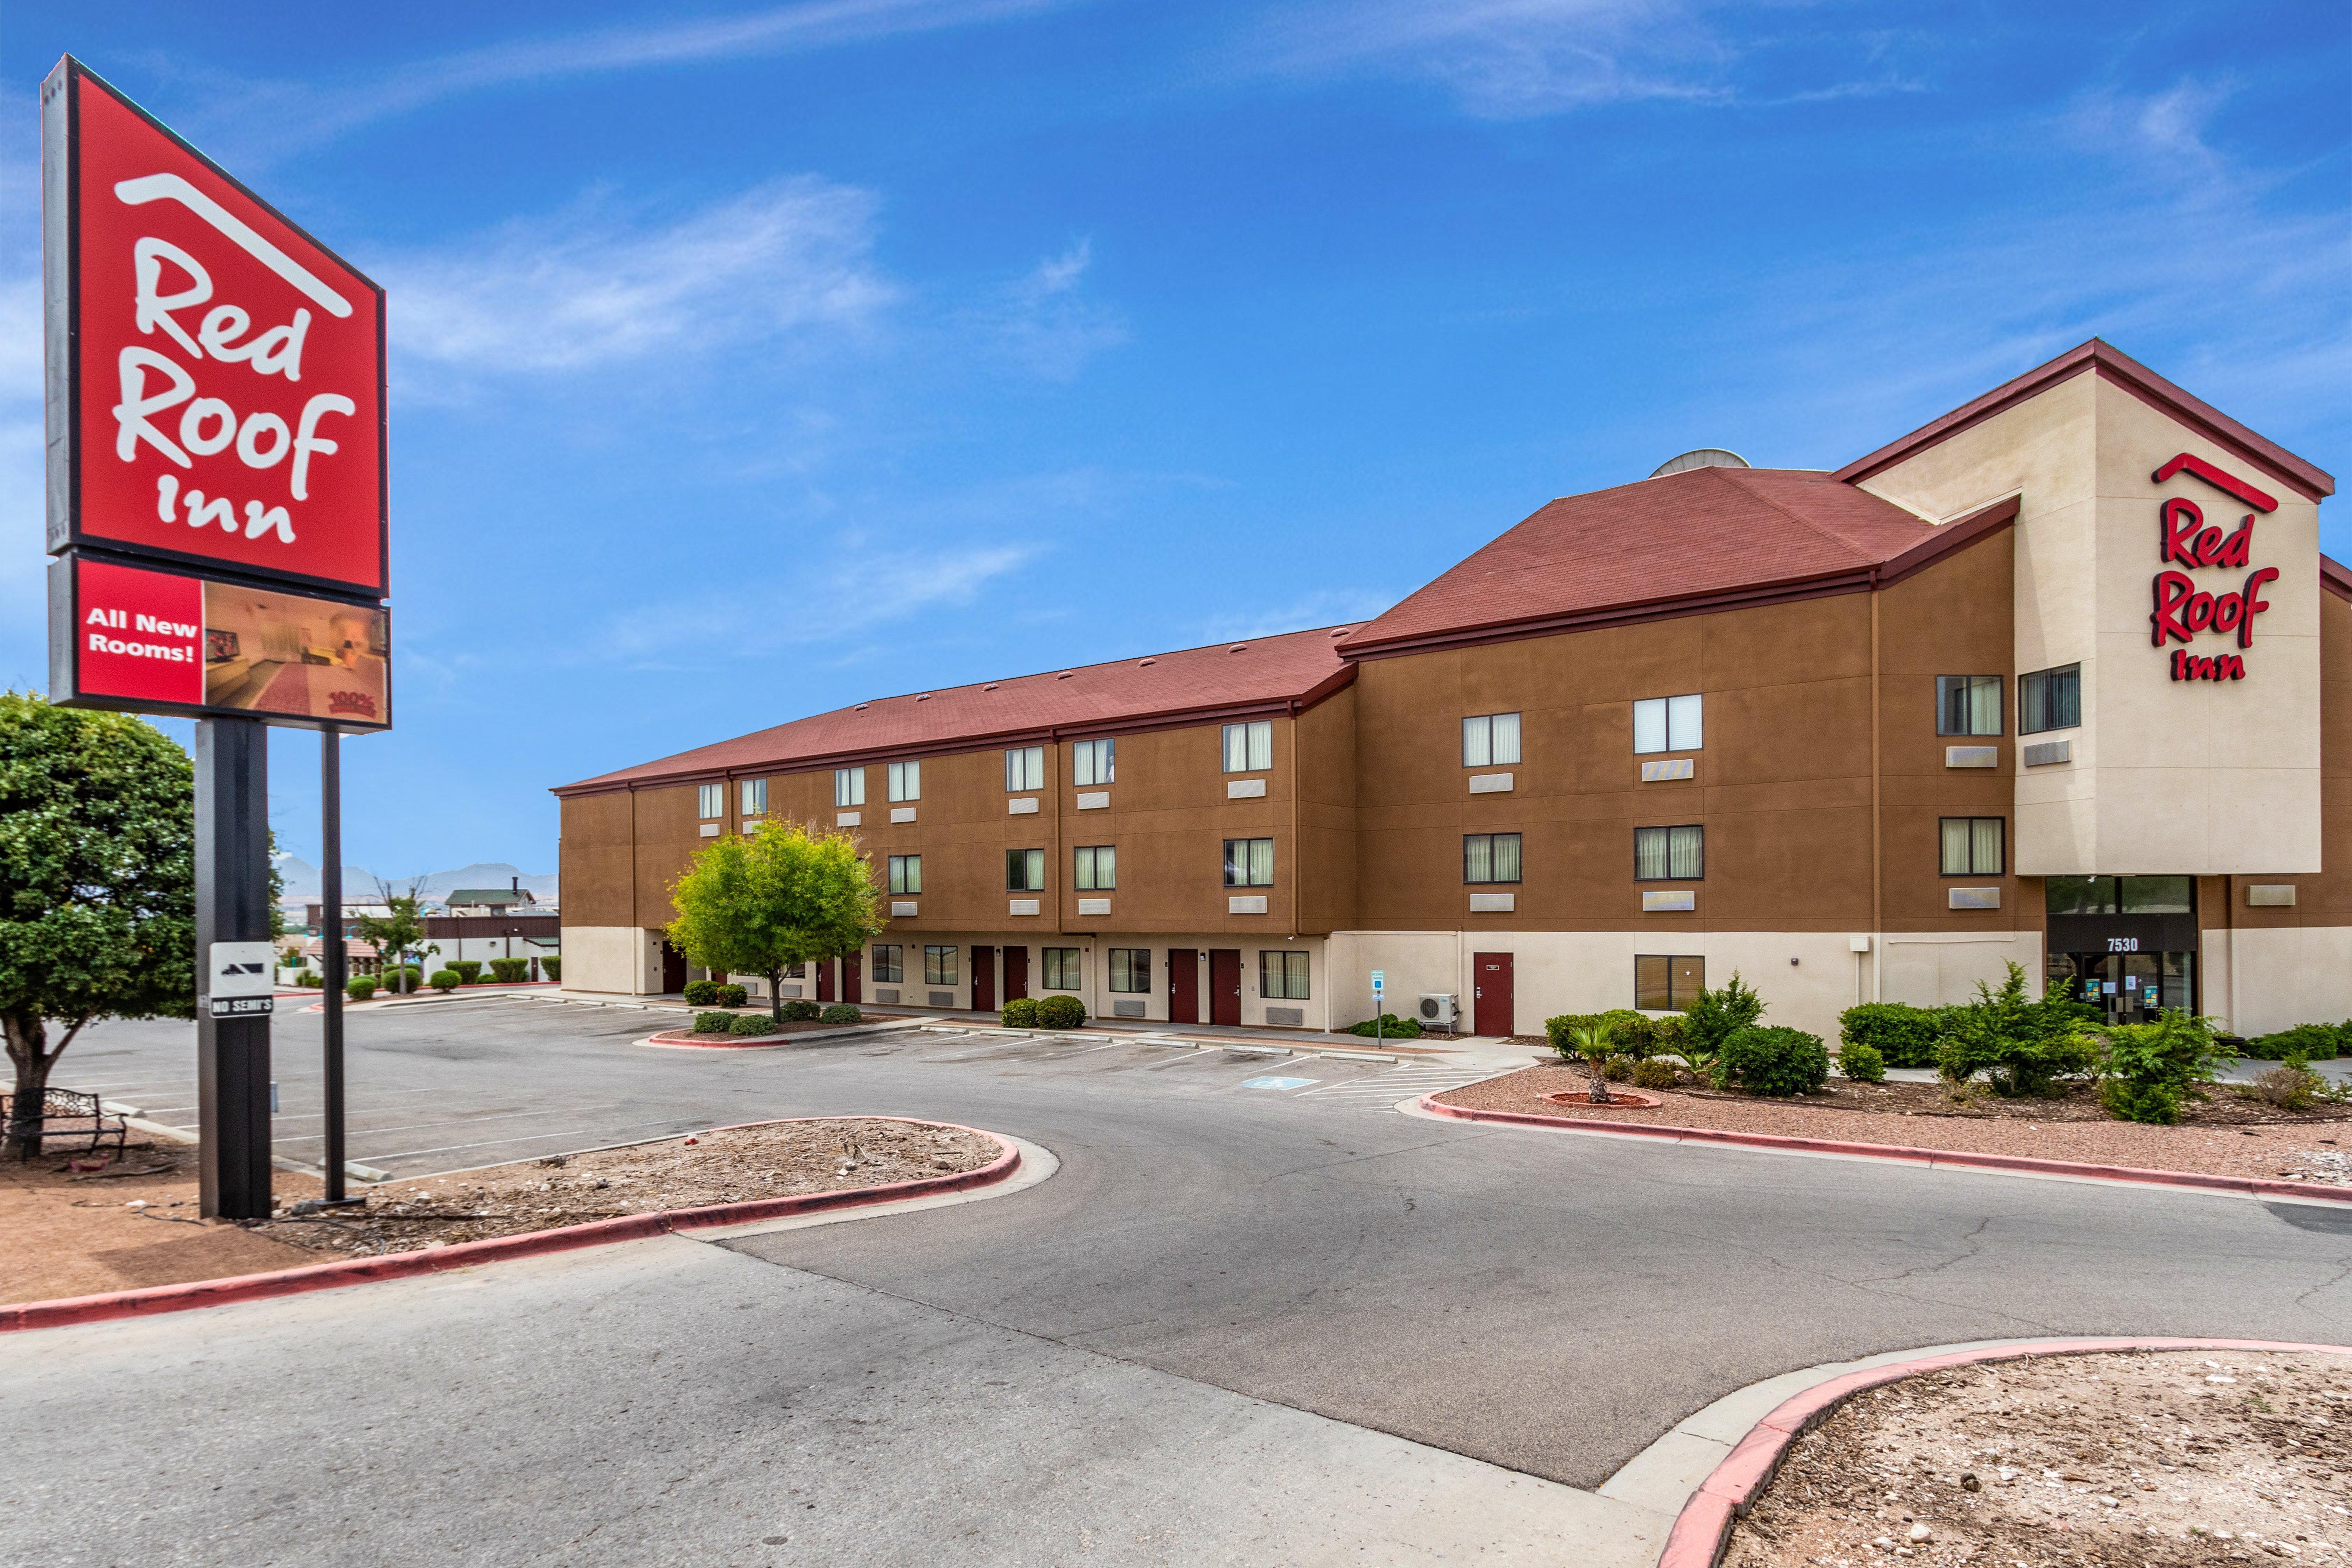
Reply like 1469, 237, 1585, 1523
274, 857, 558, 904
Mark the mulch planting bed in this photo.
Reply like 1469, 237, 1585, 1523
252, 1118, 1002, 1259
652, 1020, 849, 1044
1723, 1349, 2351, 1567
1436, 1066, 2352, 1185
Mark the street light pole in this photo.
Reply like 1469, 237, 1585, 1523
298, 729, 361, 1213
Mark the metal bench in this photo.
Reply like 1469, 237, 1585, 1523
0, 1087, 130, 1156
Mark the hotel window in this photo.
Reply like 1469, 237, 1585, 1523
834, 768, 865, 807
739, 778, 766, 815
887, 760, 920, 802
1109, 948, 1151, 993
1635, 955, 1706, 1011
1461, 712, 1522, 768
2018, 664, 2081, 735
871, 944, 904, 984
1463, 832, 1522, 884
1005, 746, 1044, 792
1634, 824, 1704, 880
1075, 845, 1116, 890
1935, 675, 2003, 737
1043, 947, 1082, 990
1260, 950, 1310, 1001
1632, 694, 1702, 755
697, 783, 724, 819
1223, 720, 1273, 773
888, 855, 922, 895
924, 946, 960, 986
1939, 817, 2005, 877
1006, 848, 1046, 891
1224, 837, 1275, 887
1072, 738, 1115, 786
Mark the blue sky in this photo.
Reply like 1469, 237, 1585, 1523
4, 1, 2345, 881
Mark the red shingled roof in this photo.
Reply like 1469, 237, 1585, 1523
555, 627, 1358, 795
1335, 466, 1961, 657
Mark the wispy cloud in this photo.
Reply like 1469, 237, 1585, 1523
1198, 587, 1396, 644
966, 238, 1130, 381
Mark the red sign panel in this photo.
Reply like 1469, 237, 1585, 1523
43, 58, 387, 598
51, 554, 392, 730
2147, 453, 2279, 685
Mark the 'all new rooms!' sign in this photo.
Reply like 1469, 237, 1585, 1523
2147, 452, 2282, 684
43, 59, 386, 598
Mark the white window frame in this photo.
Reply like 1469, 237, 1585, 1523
835, 767, 865, 807
1221, 721, 1273, 774
1460, 712, 1522, 768
1633, 694, 1703, 755
887, 760, 921, 802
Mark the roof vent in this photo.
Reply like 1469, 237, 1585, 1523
983, 683, 998, 691
1137, 658, 1155, 667
1329, 628, 1350, 637
854, 703, 869, 711
1649, 448, 1749, 479
1057, 670, 1075, 679
916, 693, 931, 701
1229, 644, 1248, 653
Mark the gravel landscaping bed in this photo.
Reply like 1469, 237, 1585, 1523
253, 1118, 1002, 1259
1722, 1349, 2351, 1567
1434, 1067, 2352, 1185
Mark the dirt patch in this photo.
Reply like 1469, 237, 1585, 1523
1724, 1349, 2351, 1567
1437, 1066, 2352, 1185
250, 1118, 1002, 1259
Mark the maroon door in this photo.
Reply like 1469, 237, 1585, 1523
1167, 948, 1199, 1024
660, 942, 688, 994
1208, 949, 1241, 1026
1003, 946, 1029, 1002
1473, 952, 1515, 1038
843, 952, 862, 1004
971, 946, 995, 1013
817, 960, 835, 1003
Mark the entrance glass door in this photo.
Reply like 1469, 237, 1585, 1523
2046, 949, 2194, 1024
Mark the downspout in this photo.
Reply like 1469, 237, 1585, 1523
1869, 588, 1883, 1003
2225, 873, 2236, 1035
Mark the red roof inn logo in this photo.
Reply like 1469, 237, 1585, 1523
2149, 453, 2280, 683
43, 59, 387, 598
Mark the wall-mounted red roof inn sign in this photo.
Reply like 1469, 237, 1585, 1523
42, 57, 387, 599
2149, 452, 2280, 684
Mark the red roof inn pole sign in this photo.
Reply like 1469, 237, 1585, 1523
2148, 452, 2280, 684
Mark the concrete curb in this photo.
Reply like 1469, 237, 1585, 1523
1655, 1336, 2352, 1568
2, 1116, 1022, 1334
636, 1020, 922, 1050
1415, 1095, 2352, 1204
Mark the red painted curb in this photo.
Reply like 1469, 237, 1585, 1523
1657, 1336, 2352, 1568
642, 1029, 795, 1049
1417, 1095, 2352, 1203
2, 1118, 1022, 1334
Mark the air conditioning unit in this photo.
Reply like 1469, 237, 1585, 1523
1419, 993, 1458, 1029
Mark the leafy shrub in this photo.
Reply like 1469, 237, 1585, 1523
1001, 997, 1042, 1028
1839, 1003, 1942, 1069
781, 998, 821, 1022
1936, 963, 2098, 1097
489, 957, 531, 984
1647, 1014, 1689, 1059
682, 979, 720, 1005
1714, 1025, 1830, 1097
1838, 1039, 1887, 1083
540, 957, 561, 983
819, 1004, 862, 1026
693, 1011, 735, 1033
1036, 995, 1087, 1029
2247, 1064, 2321, 1111
428, 969, 461, 993
730, 1013, 779, 1036
1673, 973, 1764, 1075
1630, 1058, 1678, 1091
449, 960, 483, 985
2256, 1022, 2350, 1065
716, 983, 748, 1008
298, 973, 323, 987
2095, 1009, 2237, 1124
1348, 1013, 1424, 1039
346, 977, 378, 1002
1547, 1010, 1654, 1059
1600, 1054, 1635, 1082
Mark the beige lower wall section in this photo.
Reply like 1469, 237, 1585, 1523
2211, 926, 2352, 1039
559, 925, 660, 995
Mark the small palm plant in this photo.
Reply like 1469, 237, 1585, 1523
1568, 1019, 1617, 1104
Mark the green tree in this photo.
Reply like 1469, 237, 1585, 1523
354, 881, 436, 995
1935, 961, 2097, 1097
667, 821, 882, 1022
1681, 971, 1764, 1072
1, 694, 197, 1158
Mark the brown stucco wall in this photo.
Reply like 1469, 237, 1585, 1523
558, 791, 634, 927
2224, 584, 2352, 933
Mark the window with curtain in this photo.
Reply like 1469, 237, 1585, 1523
1463, 833, 1523, 884
887, 760, 920, 802
1460, 712, 1523, 767
1935, 675, 2003, 736
1632, 694, 1703, 754
1939, 817, 2005, 876
1222, 721, 1273, 773
1259, 950, 1310, 1000
1223, 837, 1275, 887
1005, 746, 1044, 791
1043, 947, 1082, 989
697, 783, 724, 818
1634, 824, 1704, 880
1006, 848, 1045, 891
1635, 955, 1706, 1010
1074, 845, 1116, 890
738, 778, 766, 815
871, 945, 903, 984
925, 946, 959, 985
887, 855, 921, 895
834, 768, 864, 807
2019, 664, 2081, 735
1109, 949, 1151, 993
1072, 738, 1115, 786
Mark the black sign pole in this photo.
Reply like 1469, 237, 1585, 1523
195, 716, 274, 1220
321, 730, 348, 1205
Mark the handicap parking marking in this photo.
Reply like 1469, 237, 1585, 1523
1240, 1076, 1319, 1090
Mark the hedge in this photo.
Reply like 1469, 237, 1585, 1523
1838, 1002, 1943, 1069
1713, 1025, 1830, 1097
1001, 998, 1042, 1028
1036, 995, 1086, 1029
1348, 1013, 1424, 1039
819, 1004, 862, 1026
682, 979, 719, 1005
730, 1014, 780, 1036
450, 960, 483, 985
781, 999, 821, 1022
428, 969, 461, 993
540, 957, 561, 983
